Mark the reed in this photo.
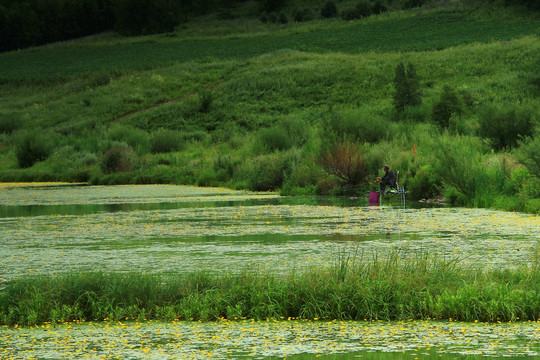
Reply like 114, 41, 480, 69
1, 252, 537, 326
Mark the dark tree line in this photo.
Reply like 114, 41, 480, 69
1, 0, 537, 52
0, 0, 256, 52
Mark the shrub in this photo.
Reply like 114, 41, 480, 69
432, 135, 510, 205
518, 136, 540, 178
319, 141, 368, 187
100, 144, 136, 174
478, 105, 534, 150
292, 8, 313, 22
15, 129, 54, 168
321, 109, 389, 147
431, 86, 462, 129
198, 90, 212, 113
108, 124, 150, 154
0, 116, 20, 134
255, 126, 293, 153
321, 1, 338, 18
241, 150, 298, 191
408, 165, 439, 200
150, 129, 184, 153
371, 0, 388, 14
258, 0, 285, 12
341, 2, 371, 20
76, 152, 99, 167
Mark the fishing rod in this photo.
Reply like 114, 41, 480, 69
355, 179, 381, 187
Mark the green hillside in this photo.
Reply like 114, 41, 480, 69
1, 7, 539, 212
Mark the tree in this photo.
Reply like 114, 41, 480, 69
392, 62, 422, 113
432, 85, 461, 128
321, 1, 337, 18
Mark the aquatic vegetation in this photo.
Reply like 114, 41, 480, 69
1, 185, 538, 283
0, 319, 538, 359
1, 184, 539, 358
1, 253, 538, 326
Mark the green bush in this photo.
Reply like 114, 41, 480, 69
14, 129, 54, 168
342, 1, 372, 20
478, 105, 535, 150
393, 62, 422, 113
241, 150, 298, 191
100, 144, 137, 174
198, 90, 213, 113
518, 136, 540, 178
321, 109, 389, 147
292, 8, 314, 22
0, 115, 20, 134
408, 165, 439, 200
255, 126, 293, 153
108, 125, 150, 154
432, 86, 462, 129
432, 135, 510, 206
321, 1, 338, 18
150, 129, 184, 153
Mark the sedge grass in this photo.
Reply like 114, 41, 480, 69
1, 252, 538, 326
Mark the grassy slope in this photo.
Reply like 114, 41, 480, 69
0, 8, 539, 210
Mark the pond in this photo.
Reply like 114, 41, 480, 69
0, 183, 539, 359
1, 319, 538, 359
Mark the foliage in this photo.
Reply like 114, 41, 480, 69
431, 86, 462, 129
292, 8, 314, 22
408, 165, 439, 200
321, 1, 338, 18
100, 144, 137, 174
1, 253, 538, 326
14, 129, 54, 168
0, 115, 20, 134
393, 62, 422, 113
319, 142, 368, 186
517, 136, 540, 178
478, 104, 535, 150
254, 126, 294, 153
432, 135, 511, 206
150, 129, 184, 154
258, 0, 285, 13
113, 0, 183, 36
240, 150, 298, 191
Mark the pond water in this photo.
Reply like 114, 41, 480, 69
1, 183, 539, 359
1, 319, 538, 359
0, 184, 538, 283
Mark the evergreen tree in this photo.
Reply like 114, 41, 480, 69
392, 62, 421, 113
406, 63, 422, 106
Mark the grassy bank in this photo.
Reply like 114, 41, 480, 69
1, 252, 538, 326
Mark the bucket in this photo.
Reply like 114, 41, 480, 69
369, 191, 380, 204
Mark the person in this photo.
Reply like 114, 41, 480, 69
377, 165, 397, 192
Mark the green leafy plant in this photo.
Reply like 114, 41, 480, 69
100, 144, 137, 174
15, 129, 54, 168
478, 105, 534, 150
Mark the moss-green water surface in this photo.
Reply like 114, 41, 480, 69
1, 319, 538, 359
1, 184, 539, 283
1, 184, 539, 358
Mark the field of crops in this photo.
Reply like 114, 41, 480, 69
1, 12, 539, 82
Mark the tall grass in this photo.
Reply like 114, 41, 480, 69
1, 251, 538, 326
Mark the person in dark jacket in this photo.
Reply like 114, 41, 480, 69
378, 165, 397, 192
